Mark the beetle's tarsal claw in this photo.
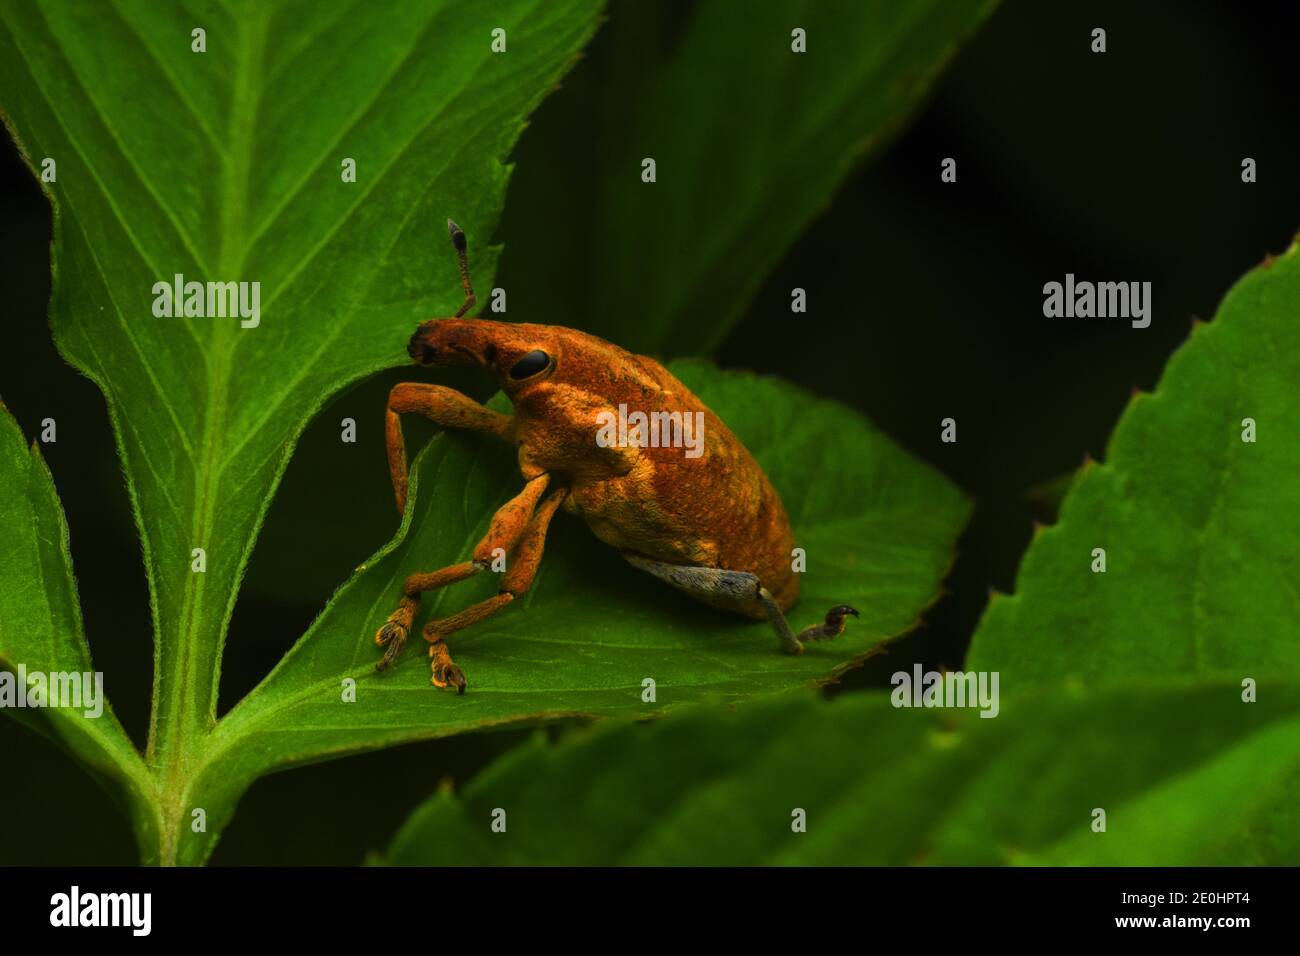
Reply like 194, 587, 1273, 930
796, 604, 859, 644
376, 599, 417, 669
441, 665, 467, 694
429, 641, 467, 693
375, 621, 408, 670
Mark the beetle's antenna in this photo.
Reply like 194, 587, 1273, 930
447, 219, 477, 317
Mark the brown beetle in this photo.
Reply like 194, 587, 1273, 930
376, 222, 857, 691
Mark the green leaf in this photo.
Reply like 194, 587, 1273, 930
968, 244, 1300, 682
0, 403, 159, 857
500, 0, 998, 356
0, 0, 603, 863
380, 680, 1300, 866
203, 359, 969, 864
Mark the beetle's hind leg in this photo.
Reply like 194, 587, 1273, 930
759, 595, 860, 654
621, 553, 858, 655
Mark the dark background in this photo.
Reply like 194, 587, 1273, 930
2, 0, 1296, 864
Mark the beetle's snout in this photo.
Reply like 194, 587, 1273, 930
407, 327, 437, 365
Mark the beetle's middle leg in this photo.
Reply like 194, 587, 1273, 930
422, 485, 568, 692
374, 475, 565, 687
621, 552, 859, 655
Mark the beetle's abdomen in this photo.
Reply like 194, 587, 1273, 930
562, 367, 799, 617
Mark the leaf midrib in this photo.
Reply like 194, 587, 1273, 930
148, 5, 268, 782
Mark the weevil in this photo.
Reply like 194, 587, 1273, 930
375, 220, 858, 692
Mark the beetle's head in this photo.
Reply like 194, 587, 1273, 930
406, 318, 563, 396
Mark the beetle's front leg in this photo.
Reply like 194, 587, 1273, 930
385, 382, 513, 514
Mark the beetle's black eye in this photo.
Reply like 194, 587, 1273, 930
509, 349, 550, 380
